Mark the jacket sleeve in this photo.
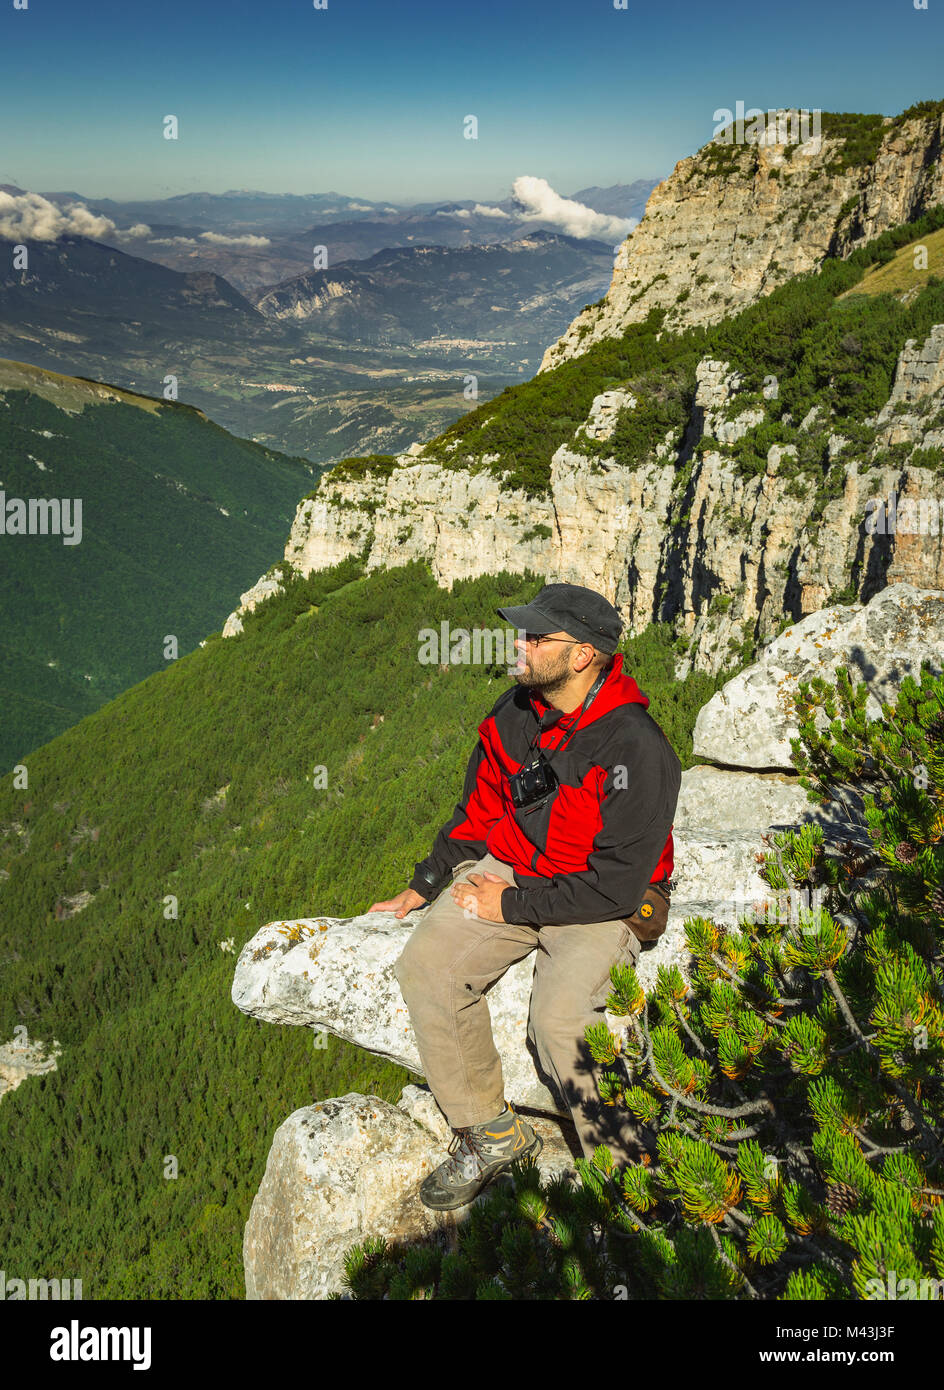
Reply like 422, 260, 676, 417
408, 710, 507, 901
500, 719, 682, 928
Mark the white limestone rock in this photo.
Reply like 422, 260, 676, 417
232, 912, 560, 1114
243, 1087, 581, 1299
576, 389, 638, 441
222, 570, 286, 639
692, 584, 944, 769
675, 764, 816, 833
243, 1093, 453, 1300
878, 324, 944, 417
0, 1035, 62, 1103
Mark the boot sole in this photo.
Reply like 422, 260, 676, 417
419, 1133, 543, 1212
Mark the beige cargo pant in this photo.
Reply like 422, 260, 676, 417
393, 852, 653, 1166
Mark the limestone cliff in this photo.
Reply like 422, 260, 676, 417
226, 325, 944, 675
539, 106, 944, 370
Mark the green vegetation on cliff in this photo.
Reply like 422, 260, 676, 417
323, 204, 944, 500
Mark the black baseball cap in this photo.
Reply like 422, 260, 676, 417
496, 583, 624, 654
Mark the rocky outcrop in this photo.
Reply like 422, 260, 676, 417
218, 105, 944, 671
539, 108, 944, 371
0, 1034, 62, 1103
879, 324, 944, 415
693, 583, 944, 768
221, 567, 287, 638
243, 1088, 580, 1300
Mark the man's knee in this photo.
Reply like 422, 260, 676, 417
528, 1000, 591, 1057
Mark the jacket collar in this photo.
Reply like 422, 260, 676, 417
527, 652, 649, 732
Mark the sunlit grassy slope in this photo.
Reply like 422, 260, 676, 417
837, 226, 944, 304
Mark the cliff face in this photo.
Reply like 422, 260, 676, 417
539, 108, 944, 371
230, 326, 944, 674
221, 107, 944, 674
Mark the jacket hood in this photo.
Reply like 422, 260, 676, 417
527, 652, 649, 735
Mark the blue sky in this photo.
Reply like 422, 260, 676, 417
1, 0, 941, 203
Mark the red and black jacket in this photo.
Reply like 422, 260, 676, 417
409, 653, 682, 927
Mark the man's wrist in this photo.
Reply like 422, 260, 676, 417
410, 864, 447, 900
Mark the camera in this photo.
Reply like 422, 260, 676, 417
509, 753, 559, 809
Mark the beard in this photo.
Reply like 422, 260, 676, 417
513, 647, 573, 705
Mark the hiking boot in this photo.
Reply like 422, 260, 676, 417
419, 1102, 543, 1211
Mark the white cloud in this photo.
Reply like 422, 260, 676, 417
0, 190, 118, 242
508, 176, 635, 241
199, 231, 272, 248
0, 183, 632, 256
0, 192, 153, 245
436, 203, 512, 221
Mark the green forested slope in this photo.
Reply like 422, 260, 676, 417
0, 364, 317, 773
0, 558, 731, 1299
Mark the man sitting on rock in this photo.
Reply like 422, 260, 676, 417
368, 582, 681, 1211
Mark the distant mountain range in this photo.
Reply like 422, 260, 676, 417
0, 175, 659, 752
0, 181, 660, 293
252, 231, 617, 349
0, 228, 625, 461
22, 180, 657, 230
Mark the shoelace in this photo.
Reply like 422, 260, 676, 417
442, 1127, 486, 1182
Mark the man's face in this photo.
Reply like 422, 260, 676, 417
512, 630, 580, 695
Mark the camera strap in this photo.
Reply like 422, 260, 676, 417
526, 666, 608, 767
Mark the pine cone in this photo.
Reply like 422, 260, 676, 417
826, 1181, 858, 1216
926, 712, 944, 746
782, 1040, 801, 1063
894, 841, 918, 864
930, 884, 944, 917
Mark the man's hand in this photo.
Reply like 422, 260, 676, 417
451, 871, 513, 923
367, 888, 426, 920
